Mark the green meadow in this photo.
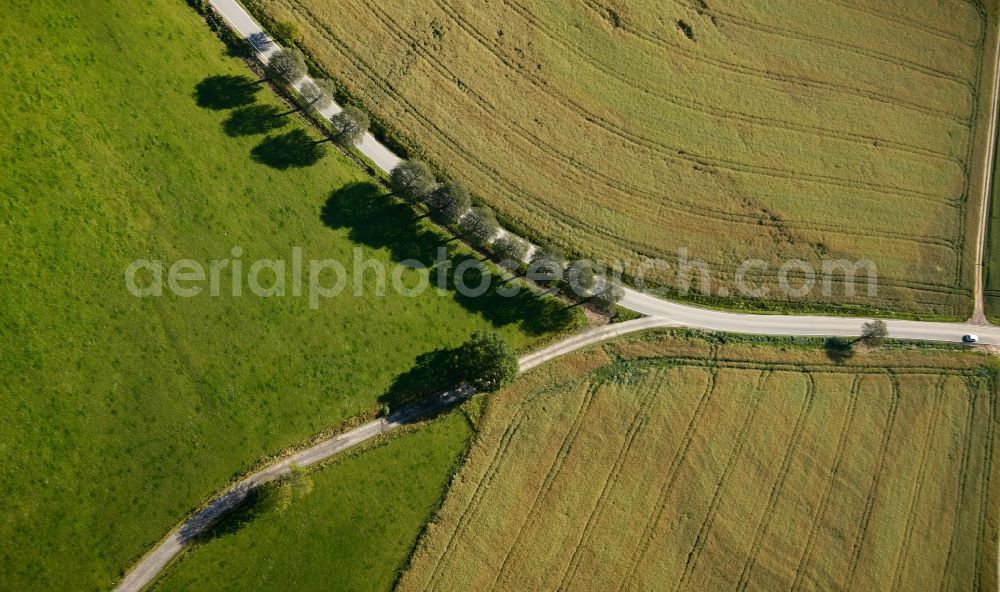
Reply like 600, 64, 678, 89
0, 1, 574, 588
152, 411, 472, 592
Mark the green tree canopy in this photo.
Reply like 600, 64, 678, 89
459, 206, 499, 247
591, 278, 625, 311
859, 319, 889, 347
271, 20, 300, 45
329, 106, 370, 147
492, 235, 529, 270
528, 244, 566, 285
427, 181, 471, 227
390, 160, 436, 204
565, 260, 597, 297
454, 331, 518, 392
264, 48, 306, 85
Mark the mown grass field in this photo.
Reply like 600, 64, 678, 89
0, 1, 575, 588
254, 0, 998, 316
152, 410, 472, 592
400, 332, 999, 591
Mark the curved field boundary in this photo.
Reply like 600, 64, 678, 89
273, 0, 972, 305
338, 0, 962, 230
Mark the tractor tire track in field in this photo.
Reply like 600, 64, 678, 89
420, 380, 581, 592
505, 0, 965, 166
552, 368, 679, 591
428, 0, 972, 298
890, 375, 946, 590
484, 380, 602, 592
938, 378, 982, 592
789, 374, 864, 590
439, 0, 956, 204
734, 373, 816, 591
844, 373, 904, 589
971, 376, 996, 592
288, 0, 974, 299
820, 0, 980, 47
583, 0, 988, 291
359, 0, 962, 257
582, 1, 972, 124
673, 372, 771, 592
287, 0, 963, 279
615, 368, 721, 592
675, 0, 972, 85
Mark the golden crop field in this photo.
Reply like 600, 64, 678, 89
252, 0, 999, 315
399, 332, 998, 591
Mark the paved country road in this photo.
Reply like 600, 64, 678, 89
207, 0, 1000, 345
113, 4, 1000, 590
114, 318, 672, 592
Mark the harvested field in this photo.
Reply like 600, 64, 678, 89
253, 0, 999, 315
399, 332, 999, 591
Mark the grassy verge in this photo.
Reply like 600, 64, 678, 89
0, 1, 578, 588
151, 411, 473, 592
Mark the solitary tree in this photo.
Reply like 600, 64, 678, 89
591, 278, 625, 311
328, 106, 370, 147
859, 319, 889, 347
492, 235, 529, 270
426, 180, 471, 226
453, 331, 518, 392
390, 160, 436, 204
264, 48, 306, 85
460, 206, 499, 247
528, 244, 566, 285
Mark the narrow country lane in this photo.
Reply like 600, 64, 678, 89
206, 0, 1000, 345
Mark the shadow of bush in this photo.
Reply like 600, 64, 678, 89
194, 74, 260, 110
223, 104, 289, 136
251, 129, 327, 169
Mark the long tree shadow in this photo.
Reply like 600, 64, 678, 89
824, 337, 856, 364
378, 347, 461, 412
223, 104, 289, 136
177, 483, 257, 543
194, 74, 260, 110
322, 182, 580, 336
251, 129, 327, 169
